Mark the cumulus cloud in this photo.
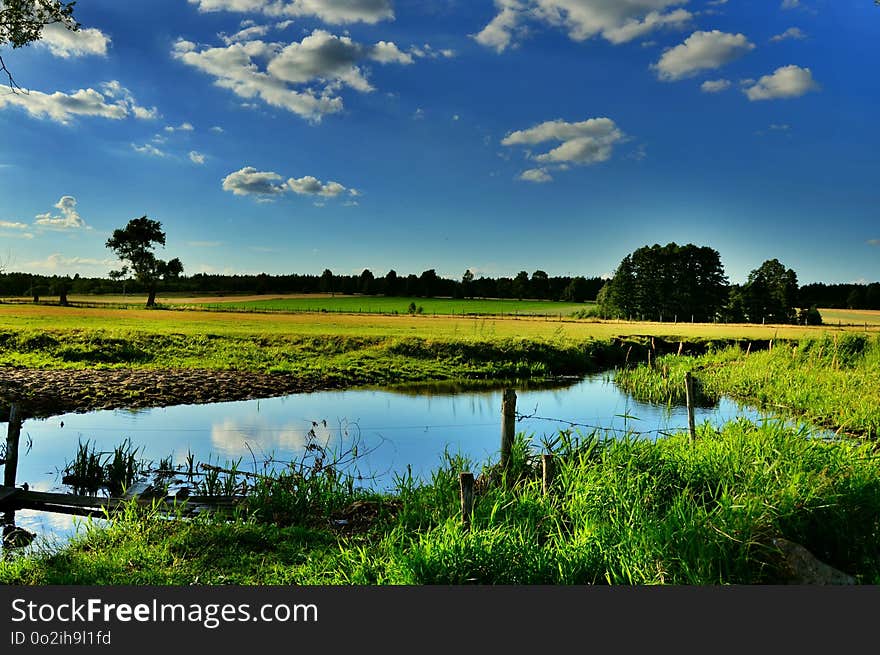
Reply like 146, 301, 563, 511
781, 0, 800, 8
189, 151, 207, 164
653, 30, 755, 81
474, 0, 692, 53
222, 167, 288, 197
771, 27, 806, 42
38, 22, 111, 58
519, 168, 553, 183
132, 143, 167, 157
743, 64, 819, 100
222, 166, 357, 199
700, 78, 731, 93
0, 80, 157, 124
188, 0, 394, 24
173, 30, 417, 121
503, 117, 625, 180
22, 254, 114, 273
165, 122, 195, 132
33, 196, 87, 230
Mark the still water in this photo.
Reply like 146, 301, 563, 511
3, 374, 767, 549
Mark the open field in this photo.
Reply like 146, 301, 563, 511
816, 308, 880, 326
1, 302, 876, 342
1, 294, 592, 316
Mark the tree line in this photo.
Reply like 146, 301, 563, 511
597, 243, 825, 325
0, 268, 605, 304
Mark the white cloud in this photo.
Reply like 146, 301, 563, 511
770, 27, 806, 42
700, 78, 731, 93
781, 0, 800, 8
519, 168, 553, 183
503, 117, 626, 178
653, 30, 754, 81
173, 30, 415, 122
474, 0, 692, 52
33, 196, 87, 230
222, 167, 288, 197
371, 41, 414, 65
132, 143, 167, 157
165, 122, 195, 132
189, 151, 207, 164
210, 126, 225, 133
743, 64, 819, 100
38, 22, 111, 58
0, 220, 29, 230
288, 175, 349, 196
222, 166, 356, 199
22, 254, 114, 273
0, 83, 155, 125
188, 0, 394, 24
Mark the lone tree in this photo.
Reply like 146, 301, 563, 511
0, 1, 79, 88
106, 216, 183, 307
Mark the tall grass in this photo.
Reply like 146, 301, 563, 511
615, 334, 880, 436
9, 419, 880, 585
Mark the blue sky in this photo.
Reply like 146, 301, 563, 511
0, 0, 877, 285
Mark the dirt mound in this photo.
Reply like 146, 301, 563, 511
0, 367, 331, 419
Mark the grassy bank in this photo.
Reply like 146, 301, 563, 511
615, 334, 880, 437
0, 329, 636, 384
3, 419, 879, 585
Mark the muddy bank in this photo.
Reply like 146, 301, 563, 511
0, 367, 332, 420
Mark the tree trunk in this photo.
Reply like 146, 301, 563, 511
146, 288, 157, 307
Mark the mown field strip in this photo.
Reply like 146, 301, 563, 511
0, 303, 875, 340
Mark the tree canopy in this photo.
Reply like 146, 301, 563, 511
105, 216, 183, 307
599, 243, 729, 322
0, 0, 79, 87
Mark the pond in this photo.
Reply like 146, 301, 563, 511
2, 373, 775, 551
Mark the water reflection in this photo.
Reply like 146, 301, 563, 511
1, 373, 762, 549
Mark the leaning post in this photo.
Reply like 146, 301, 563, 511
500, 389, 517, 473
459, 472, 474, 531
4, 403, 22, 488
685, 372, 697, 442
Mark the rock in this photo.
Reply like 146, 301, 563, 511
771, 538, 856, 585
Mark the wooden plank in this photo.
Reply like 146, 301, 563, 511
0, 486, 22, 507
9, 489, 242, 513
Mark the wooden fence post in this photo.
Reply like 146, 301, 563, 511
685, 373, 697, 442
459, 472, 474, 531
4, 403, 22, 488
500, 389, 517, 472
542, 454, 554, 496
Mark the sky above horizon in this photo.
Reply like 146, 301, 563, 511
0, 0, 878, 286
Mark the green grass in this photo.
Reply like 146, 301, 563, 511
176, 295, 591, 317
4, 419, 880, 585
615, 333, 880, 437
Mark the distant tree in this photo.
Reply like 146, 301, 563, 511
461, 269, 474, 298
319, 268, 334, 295
738, 259, 799, 324
105, 216, 183, 307
51, 275, 71, 306
512, 270, 529, 300
561, 276, 592, 303
418, 269, 439, 297
383, 269, 398, 296
359, 268, 374, 295
599, 244, 728, 322
0, 1, 79, 88
530, 270, 549, 299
